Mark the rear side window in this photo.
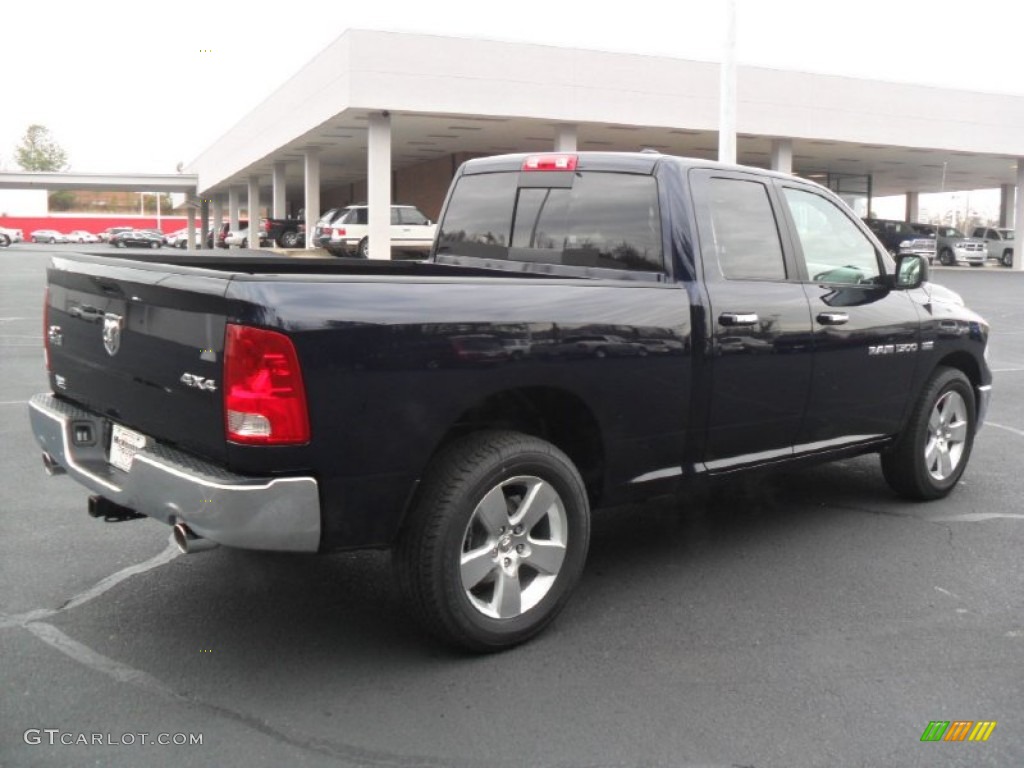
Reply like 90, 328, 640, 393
438, 171, 663, 272
703, 177, 786, 281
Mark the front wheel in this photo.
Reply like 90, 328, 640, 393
1002, 250, 1013, 267
939, 249, 955, 266
395, 431, 590, 652
241, 238, 248, 248
150, 241, 159, 249
49, 237, 57, 244
881, 366, 976, 500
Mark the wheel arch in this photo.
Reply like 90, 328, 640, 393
934, 351, 982, 391
416, 386, 605, 510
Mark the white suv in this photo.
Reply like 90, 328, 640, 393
313, 204, 436, 258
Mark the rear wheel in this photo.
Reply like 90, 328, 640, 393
395, 430, 590, 652
0, 235, 9, 247
279, 230, 300, 248
881, 366, 975, 500
358, 237, 369, 258
49, 237, 57, 244
241, 238, 248, 248
150, 241, 159, 249
939, 248, 954, 266
1002, 250, 1013, 267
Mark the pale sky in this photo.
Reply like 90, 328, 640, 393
1, 0, 1022, 180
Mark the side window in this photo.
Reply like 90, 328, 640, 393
390, 208, 401, 225
704, 178, 786, 280
401, 208, 431, 225
781, 187, 881, 284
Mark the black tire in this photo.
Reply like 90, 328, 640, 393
939, 248, 954, 266
395, 430, 590, 652
150, 241, 159, 249
881, 366, 976, 500
358, 237, 369, 258
0, 235, 9, 247
177, 240, 187, 249
241, 238, 248, 248
1002, 250, 1013, 267
49, 237, 57, 244
279, 230, 300, 248
116, 241, 126, 248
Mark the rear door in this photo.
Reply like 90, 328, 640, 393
775, 180, 920, 447
690, 170, 814, 470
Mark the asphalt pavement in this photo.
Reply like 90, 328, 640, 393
1, 242, 1022, 767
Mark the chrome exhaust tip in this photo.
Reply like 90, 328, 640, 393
42, 453, 66, 476
173, 523, 219, 554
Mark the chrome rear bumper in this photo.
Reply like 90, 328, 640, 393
29, 393, 320, 552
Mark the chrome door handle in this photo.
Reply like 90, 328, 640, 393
719, 312, 759, 327
817, 312, 849, 325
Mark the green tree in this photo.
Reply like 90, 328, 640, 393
15, 124, 69, 171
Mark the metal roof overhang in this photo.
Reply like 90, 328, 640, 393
187, 31, 1024, 201
0, 171, 198, 193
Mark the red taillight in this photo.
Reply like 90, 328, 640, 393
262, 220, 271, 232
43, 288, 51, 371
223, 324, 309, 445
329, 227, 346, 237
522, 154, 578, 171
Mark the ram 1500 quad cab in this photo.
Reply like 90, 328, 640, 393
30, 152, 991, 651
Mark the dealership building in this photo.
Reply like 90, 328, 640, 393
6, 29, 1024, 261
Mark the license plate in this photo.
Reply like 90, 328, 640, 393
109, 424, 147, 473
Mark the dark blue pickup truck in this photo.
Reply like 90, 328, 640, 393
30, 152, 991, 650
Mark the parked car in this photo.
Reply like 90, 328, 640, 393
971, 226, 1014, 267
0, 226, 24, 243
910, 224, 987, 267
30, 229, 69, 244
109, 230, 164, 249
166, 228, 213, 249
262, 216, 305, 248
314, 204, 436, 258
29, 151, 991, 651
99, 227, 134, 243
66, 230, 100, 244
224, 227, 270, 248
863, 218, 935, 261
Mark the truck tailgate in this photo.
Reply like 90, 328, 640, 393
46, 255, 235, 464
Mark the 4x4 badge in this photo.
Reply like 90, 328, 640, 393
102, 313, 124, 357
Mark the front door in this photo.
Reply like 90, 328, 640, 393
775, 182, 920, 448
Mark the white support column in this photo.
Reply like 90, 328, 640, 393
717, 0, 737, 164
1013, 160, 1024, 271
186, 199, 197, 250
905, 191, 919, 223
199, 197, 209, 250
304, 149, 321, 250
212, 195, 224, 247
1000, 183, 1015, 228
228, 188, 240, 231
247, 175, 260, 249
554, 125, 577, 152
367, 112, 392, 260
770, 139, 792, 174
272, 162, 287, 219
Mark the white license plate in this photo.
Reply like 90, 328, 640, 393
109, 424, 147, 472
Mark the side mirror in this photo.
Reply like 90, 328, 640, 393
894, 254, 928, 290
